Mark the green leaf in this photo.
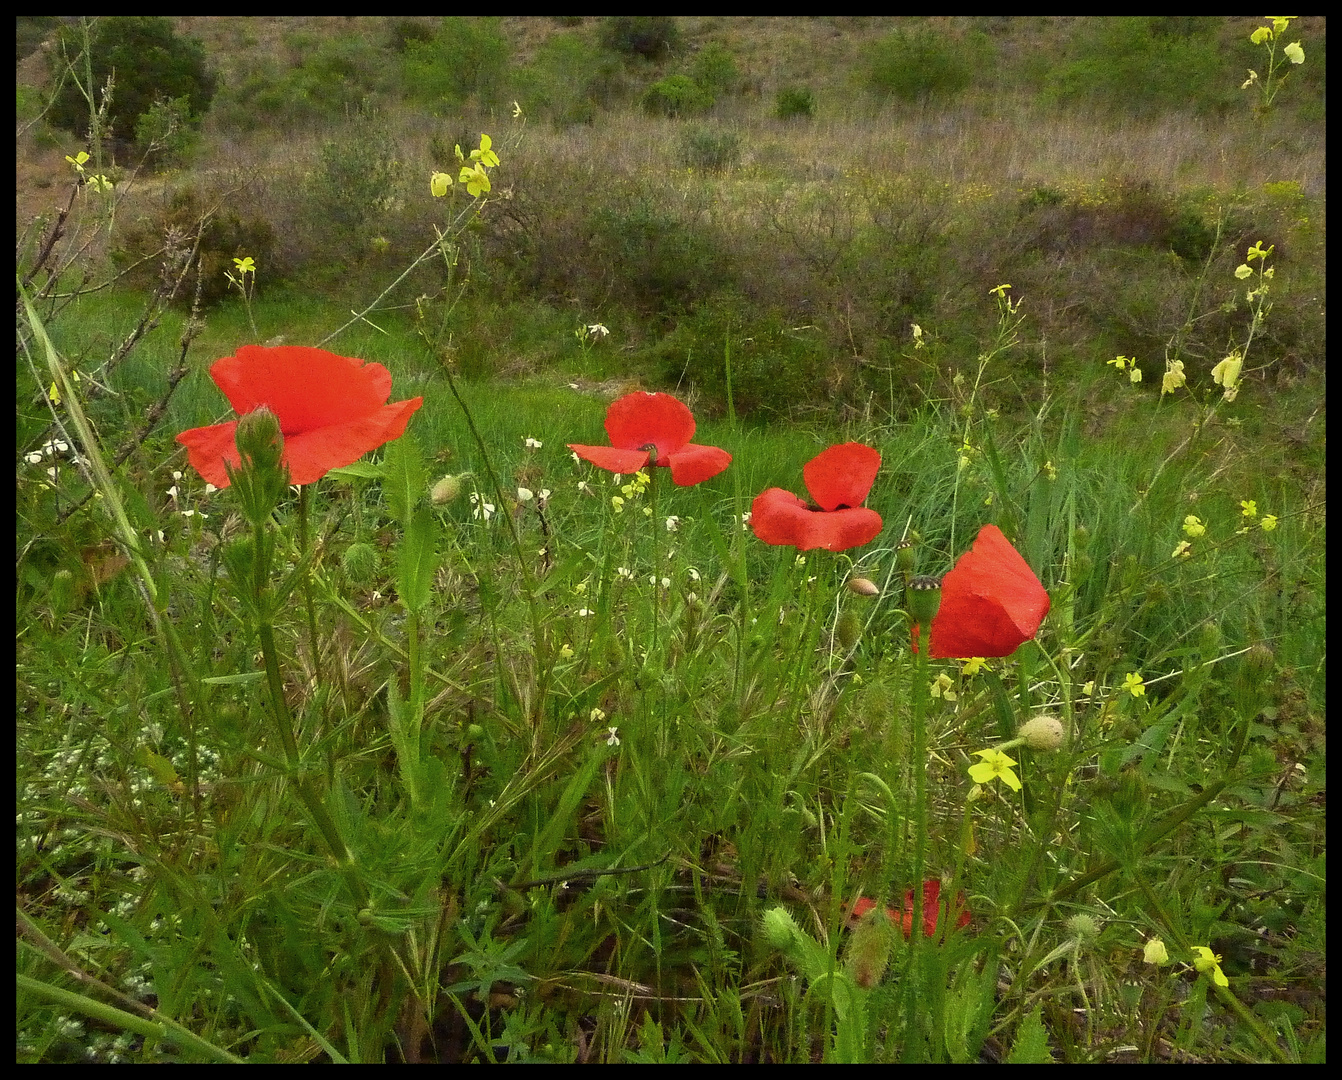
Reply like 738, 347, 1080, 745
396, 508, 438, 614
1006, 1003, 1053, 1064
381, 436, 425, 527
327, 461, 386, 480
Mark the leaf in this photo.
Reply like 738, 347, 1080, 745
396, 508, 438, 614
327, 461, 386, 480
1006, 1003, 1053, 1064
380, 436, 425, 527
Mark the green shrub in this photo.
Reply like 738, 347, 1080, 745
1045, 17, 1233, 117
590, 197, 729, 315
386, 18, 434, 53
512, 32, 626, 125
690, 42, 740, 97
310, 116, 405, 239
599, 16, 682, 59
867, 24, 978, 102
47, 17, 215, 144
680, 126, 740, 172
775, 85, 815, 120
112, 185, 276, 305
643, 74, 714, 117
133, 95, 199, 170
402, 17, 509, 110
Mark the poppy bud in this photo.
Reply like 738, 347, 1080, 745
431, 474, 463, 505
906, 574, 942, 626
1018, 713, 1065, 752
845, 906, 895, 989
234, 406, 284, 475
1072, 524, 1091, 550
761, 906, 805, 954
341, 542, 378, 585
847, 576, 880, 597
49, 568, 76, 618
1067, 913, 1102, 943
1198, 620, 1222, 657
835, 610, 861, 651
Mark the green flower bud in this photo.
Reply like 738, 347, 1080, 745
1067, 912, 1102, 944
234, 406, 284, 474
341, 541, 378, 585
1072, 524, 1091, 550
1198, 620, 1222, 657
762, 906, 804, 954
845, 908, 895, 989
431, 474, 463, 505
906, 574, 942, 626
846, 576, 880, 597
49, 568, 76, 617
1018, 713, 1065, 752
835, 610, 861, 652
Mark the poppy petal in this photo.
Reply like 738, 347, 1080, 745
176, 421, 242, 488
930, 525, 1049, 658
569, 444, 652, 475
803, 442, 881, 512
604, 392, 695, 457
665, 443, 732, 486
211, 346, 392, 434
751, 489, 882, 552
282, 399, 423, 485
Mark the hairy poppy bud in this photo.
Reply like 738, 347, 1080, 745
341, 542, 378, 585
431, 474, 463, 505
762, 906, 805, 954
835, 610, 861, 651
234, 407, 284, 474
847, 576, 880, 597
1018, 713, 1065, 752
846, 906, 895, 989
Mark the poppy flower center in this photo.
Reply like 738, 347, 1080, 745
806, 501, 853, 512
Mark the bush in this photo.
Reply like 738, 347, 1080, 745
868, 24, 978, 102
599, 16, 681, 59
47, 17, 215, 145
643, 75, 714, 117
690, 42, 740, 98
133, 95, 199, 170
310, 115, 405, 239
512, 32, 626, 125
775, 85, 815, 120
590, 197, 729, 315
680, 127, 741, 173
402, 18, 509, 110
1045, 17, 1233, 117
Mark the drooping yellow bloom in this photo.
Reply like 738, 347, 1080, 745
430, 171, 453, 197
1284, 41, 1305, 64
1182, 515, 1206, 537
1212, 353, 1243, 393
1162, 359, 1186, 395
1143, 938, 1169, 965
1191, 946, 1229, 987
1172, 540, 1192, 559
1261, 514, 1278, 531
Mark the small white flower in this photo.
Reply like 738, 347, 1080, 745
470, 493, 496, 520
577, 480, 592, 494
588, 323, 610, 338
650, 575, 671, 588
688, 567, 700, 582
517, 487, 534, 502
24, 452, 42, 465
740, 512, 752, 531
171, 470, 182, 481
47, 467, 57, 480
605, 726, 620, 746
577, 608, 594, 617
795, 554, 807, 567
524, 436, 543, 449
166, 485, 179, 501
617, 566, 633, 579
204, 483, 218, 496
571, 451, 581, 465
568, 382, 580, 390
665, 515, 681, 532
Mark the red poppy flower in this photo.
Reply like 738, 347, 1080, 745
751, 442, 883, 552
850, 879, 972, 940
176, 345, 423, 488
568, 392, 731, 486
915, 524, 1050, 658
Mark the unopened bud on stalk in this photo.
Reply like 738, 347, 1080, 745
49, 568, 76, 617
431, 474, 463, 505
1018, 713, 1065, 752
341, 542, 378, 585
835, 610, 861, 652
235, 407, 284, 474
846, 907, 895, 989
847, 576, 880, 597
762, 906, 805, 954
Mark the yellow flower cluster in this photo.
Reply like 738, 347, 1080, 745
431, 133, 500, 199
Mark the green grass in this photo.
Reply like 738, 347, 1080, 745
15, 15, 1326, 1064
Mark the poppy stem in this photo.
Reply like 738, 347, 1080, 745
297, 485, 322, 687
905, 633, 931, 1027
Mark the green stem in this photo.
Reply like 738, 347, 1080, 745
298, 485, 322, 686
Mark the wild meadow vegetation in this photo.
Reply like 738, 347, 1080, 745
16, 16, 1325, 1063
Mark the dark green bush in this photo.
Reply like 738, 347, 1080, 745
590, 198, 729, 315
775, 85, 815, 120
690, 42, 740, 97
386, 18, 434, 53
599, 16, 682, 59
310, 116, 405, 239
1045, 17, 1233, 117
867, 24, 978, 102
513, 32, 626, 125
402, 17, 509, 110
643, 75, 714, 117
47, 17, 215, 144
680, 127, 741, 172
133, 95, 199, 170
